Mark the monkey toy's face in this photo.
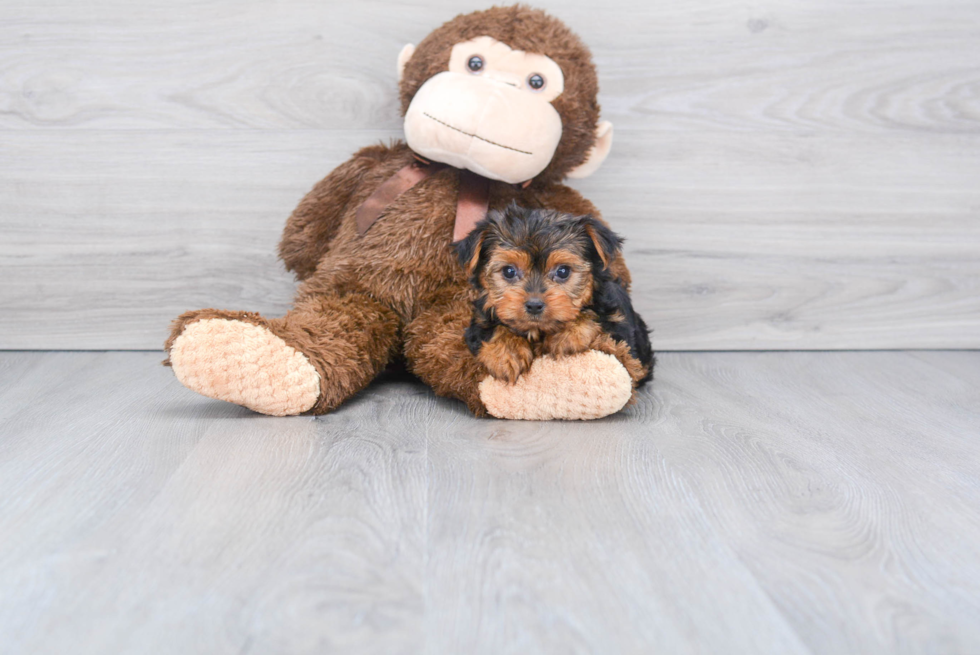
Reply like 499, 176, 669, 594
403, 36, 566, 184
397, 6, 614, 187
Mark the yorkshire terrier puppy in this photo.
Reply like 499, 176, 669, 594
455, 203, 654, 386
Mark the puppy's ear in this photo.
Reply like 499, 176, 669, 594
581, 216, 623, 270
455, 226, 488, 278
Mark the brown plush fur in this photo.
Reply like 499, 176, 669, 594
165, 7, 642, 417
399, 5, 600, 186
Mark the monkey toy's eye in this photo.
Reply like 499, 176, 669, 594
554, 265, 571, 280
527, 73, 546, 90
467, 56, 484, 73
501, 265, 518, 280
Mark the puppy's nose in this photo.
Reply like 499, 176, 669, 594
524, 298, 545, 315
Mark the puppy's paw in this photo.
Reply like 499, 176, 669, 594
478, 334, 534, 384
544, 317, 602, 358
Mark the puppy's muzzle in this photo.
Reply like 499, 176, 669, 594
524, 298, 545, 316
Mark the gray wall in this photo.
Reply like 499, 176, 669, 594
2, 0, 978, 350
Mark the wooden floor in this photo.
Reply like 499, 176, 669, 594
0, 351, 978, 654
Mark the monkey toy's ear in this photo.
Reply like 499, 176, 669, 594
397, 44, 416, 82
581, 216, 623, 271
566, 121, 614, 179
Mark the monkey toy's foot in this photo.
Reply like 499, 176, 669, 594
166, 311, 320, 416
478, 350, 633, 420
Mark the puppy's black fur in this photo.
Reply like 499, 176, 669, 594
591, 276, 654, 386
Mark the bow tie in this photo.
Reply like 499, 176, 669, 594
356, 154, 526, 242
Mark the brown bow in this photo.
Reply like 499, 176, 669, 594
355, 156, 493, 242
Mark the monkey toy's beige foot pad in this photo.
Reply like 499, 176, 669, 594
168, 318, 320, 416
478, 350, 633, 421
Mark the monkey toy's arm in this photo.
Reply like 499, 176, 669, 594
278, 144, 393, 280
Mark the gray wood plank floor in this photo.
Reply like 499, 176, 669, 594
1, 351, 978, 654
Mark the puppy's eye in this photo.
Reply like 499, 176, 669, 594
467, 56, 484, 73
501, 265, 518, 280
527, 73, 545, 90
554, 265, 571, 280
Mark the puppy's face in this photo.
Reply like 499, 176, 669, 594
457, 206, 622, 335
483, 243, 592, 333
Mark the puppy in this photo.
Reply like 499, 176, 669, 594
455, 203, 654, 386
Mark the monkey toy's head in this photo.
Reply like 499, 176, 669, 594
397, 5, 613, 186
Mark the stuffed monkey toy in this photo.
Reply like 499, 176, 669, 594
164, 5, 651, 420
